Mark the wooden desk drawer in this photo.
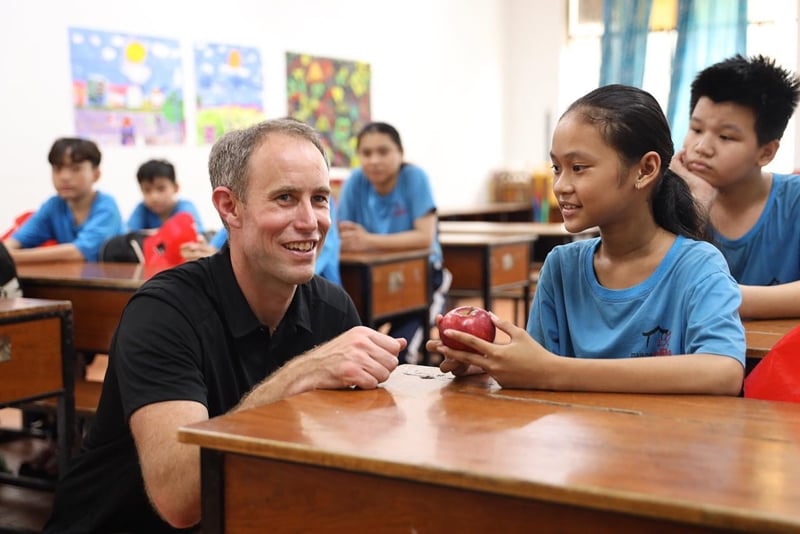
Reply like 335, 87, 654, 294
0, 317, 63, 403
371, 258, 428, 317
23, 286, 130, 354
489, 243, 529, 287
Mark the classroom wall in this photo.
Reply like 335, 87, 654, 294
0, 0, 565, 233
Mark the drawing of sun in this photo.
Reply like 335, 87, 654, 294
126, 41, 147, 63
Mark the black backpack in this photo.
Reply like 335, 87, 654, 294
99, 232, 147, 263
0, 241, 22, 298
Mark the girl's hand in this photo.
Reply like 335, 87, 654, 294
435, 313, 560, 389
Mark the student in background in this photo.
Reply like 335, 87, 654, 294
429, 85, 745, 395
670, 54, 800, 319
45, 119, 404, 532
337, 122, 449, 364
3, 137, 124, 263
127, 158, 205, 233
180, 196, 342, 285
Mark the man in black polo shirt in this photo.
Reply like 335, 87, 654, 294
45, 119, 406, 533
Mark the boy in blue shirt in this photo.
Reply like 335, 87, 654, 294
127, 159, 205, 233
671, 55, 800, 319
3, 137, 124, 263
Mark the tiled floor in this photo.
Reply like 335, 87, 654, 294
0, 297, 522, 532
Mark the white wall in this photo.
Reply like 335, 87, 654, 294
0, 0, 565, 233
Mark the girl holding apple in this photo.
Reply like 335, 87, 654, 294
337, 122, 449, 365
429, 85, 746, 395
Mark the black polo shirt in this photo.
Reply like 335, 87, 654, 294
45, 247, 360, 533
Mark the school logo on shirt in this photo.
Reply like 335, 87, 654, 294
632, 325, 672, 357
392, 202, 408, 217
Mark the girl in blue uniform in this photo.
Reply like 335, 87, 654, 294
337, 122, 448, 364
428, 85, 746, 395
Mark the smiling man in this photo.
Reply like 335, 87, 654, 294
45, 119, 406, 533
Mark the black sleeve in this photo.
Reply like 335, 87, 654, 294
112, 293, 208, 421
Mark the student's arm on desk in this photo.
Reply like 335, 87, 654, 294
433, 316, 743, 396
129, 325, 405, 529
339, 212, 436, 252
3, 239, 84, 263
740, 280, 800, 318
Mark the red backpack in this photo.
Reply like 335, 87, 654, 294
744, 324, 800, 403
142, 212, 198, 268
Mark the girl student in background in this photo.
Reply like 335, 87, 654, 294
337, 122, 450, 364
428, 85, 745, 395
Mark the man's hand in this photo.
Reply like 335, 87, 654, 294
239, 326, 406, 409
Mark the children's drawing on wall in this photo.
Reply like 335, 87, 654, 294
68, 27, 185, 146
195, 42, 264, 144
286, 52, 371, 168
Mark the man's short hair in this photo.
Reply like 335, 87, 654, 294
208, 118, 328, 201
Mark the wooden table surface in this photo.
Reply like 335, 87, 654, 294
17, 262, 164, 354
743, 318, 799, 358
438, 201, 533, 222
17, 261, 166, 289
180, 365, 800, 533
439, 220, 598, 238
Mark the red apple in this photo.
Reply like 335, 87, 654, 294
439, 306, 496, 353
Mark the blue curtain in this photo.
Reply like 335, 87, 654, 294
600, 0, 653, 87
666, 0, 747, 149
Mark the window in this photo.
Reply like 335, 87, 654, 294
560, 0, 798, 171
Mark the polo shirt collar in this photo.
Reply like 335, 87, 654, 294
208, 246, 314, 338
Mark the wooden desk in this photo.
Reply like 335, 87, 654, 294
438, 220, 596, 237
0, 297, 74, 491
339, 249, 430, 329
440, 232, 536, 317
18, 262, 165, 354
743, 318, 799, 359
438, 201, 533, 222
180, 364, 800, 533
440, 220, 598, 263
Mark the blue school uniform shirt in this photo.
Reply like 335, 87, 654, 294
337, 163, 443, 267
711, 173, 800, 286
527, 236, 745, 366
207, 204, 342, 285
127, 199, 205, 233
12, 192, 124, 262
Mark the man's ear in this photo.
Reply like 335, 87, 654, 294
92, 167, 101, 183
757, 139, 780, 167
211, 187, 241, 229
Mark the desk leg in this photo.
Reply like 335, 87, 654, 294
523, 283, 531, 326
58, 314, 75, 474
482, 251, 492, 312
201, 449, 225, 533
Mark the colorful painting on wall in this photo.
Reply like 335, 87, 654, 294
286, 52, 371, 168
68, 27, 185, 146
195, 42, 264, 144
